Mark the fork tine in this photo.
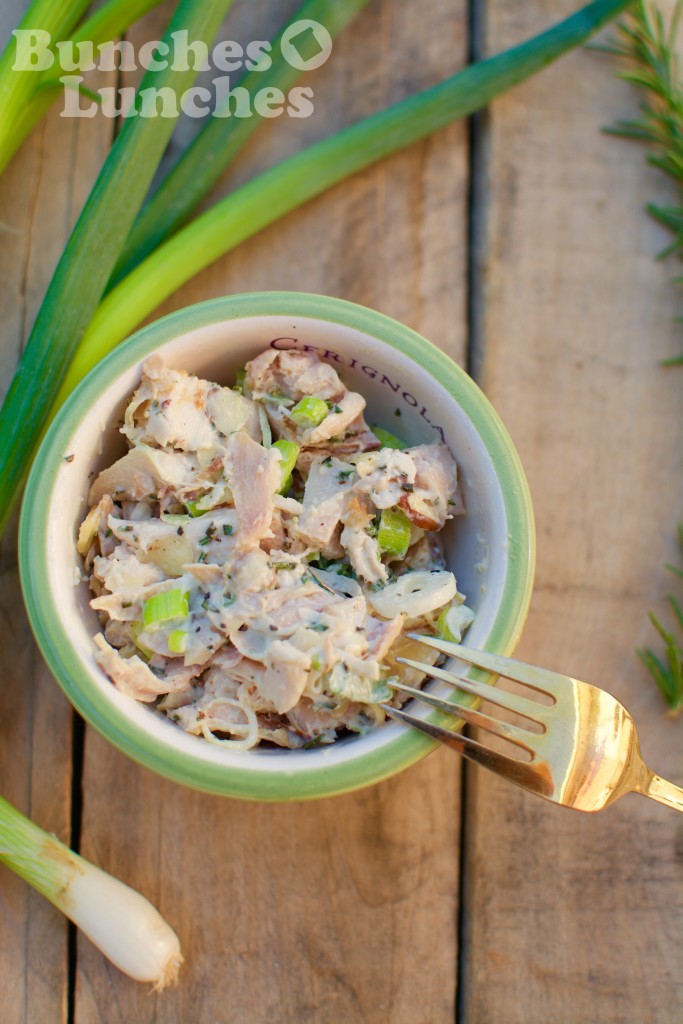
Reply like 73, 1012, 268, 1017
381, 705, 553, 797
406, 634, 569, 700
388, 680, 538, 753
395, 656, 546, 723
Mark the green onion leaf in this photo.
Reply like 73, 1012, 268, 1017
110, 0, 373, 283
290, 396, 329, 429
142, 589, 189, 627
0, 0, 237, 538
0, 0, 92, 174
0, 0, 169, 175
54, 0, 633, 424
377, 508, 412, 558
273, 439, 300, 493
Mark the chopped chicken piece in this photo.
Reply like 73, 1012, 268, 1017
89, 446, 198, 505
397, 444, 458, 531
222, 433, 280, 549
123, 355, 260, 451
94, 634, 186, 702
296, 457, 355, 550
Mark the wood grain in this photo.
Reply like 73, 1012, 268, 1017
0, 2, 117, 1021
73, 2, 469, 1022
461, 2, 683, 1022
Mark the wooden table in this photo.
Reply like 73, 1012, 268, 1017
1, 1, 682, 1021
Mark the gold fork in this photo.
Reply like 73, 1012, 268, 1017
380, 635, 683, 813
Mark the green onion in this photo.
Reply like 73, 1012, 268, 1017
378, 508, 412, 558
168, 629, 188, 654
0, 0, 92, 172
0, 0, 236, 538
0, 0, 168, 175
290, 396, 329, 428
0, 0, 633, 540
0, 795, 182, 987
185, 500, 207, 517
273, 439, 300, 493
54, 0, 633, 420
111, 0, 373, 283
142, 589, 189, 627
371, 425, 406, 450
437, 603, 476, 643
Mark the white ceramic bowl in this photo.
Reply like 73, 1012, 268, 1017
20, 292, 535, 801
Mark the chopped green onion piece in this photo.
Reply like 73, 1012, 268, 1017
167, 629, 188, 655
371, 426, 406, 450
272, 439, 300, 493
290, 396, 328, 429
378, 508, 412, 558
142, 589, 189, 627
185, 500, 206, 517
438, 603, 476, 643
233, 367, 246, 393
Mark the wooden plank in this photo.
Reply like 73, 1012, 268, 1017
0, 3, 117, 1021
462, 2, 683, 1021
73, 1, 469, 1021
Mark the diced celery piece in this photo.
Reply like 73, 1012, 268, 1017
168, 629, 188, 654
233, 367, 246, 392
289, 396, 328, 428
160, 513, 191, 525
371, 425, 405, 450
378, 507, 411, 558
272, 439, 299, 493
437, 603, 476, 643
142, 589, 189, 626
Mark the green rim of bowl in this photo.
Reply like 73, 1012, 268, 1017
19, 292, 535, 801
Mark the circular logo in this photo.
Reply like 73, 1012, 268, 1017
280, 20, 333, 72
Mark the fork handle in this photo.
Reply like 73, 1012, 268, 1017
642, 774, 683, 813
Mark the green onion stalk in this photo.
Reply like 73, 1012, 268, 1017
0, 0, 237, 539
111, 0, 374, 283
61, 0, 635, 396
0, 795, 183, 987
0, 0, 170, 176
0, 0, 92, 166
0, 0, 633, 539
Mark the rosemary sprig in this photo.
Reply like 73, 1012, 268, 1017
603, 0, 683, 363
637, 526, 683, 716
602, 1, 683, 712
